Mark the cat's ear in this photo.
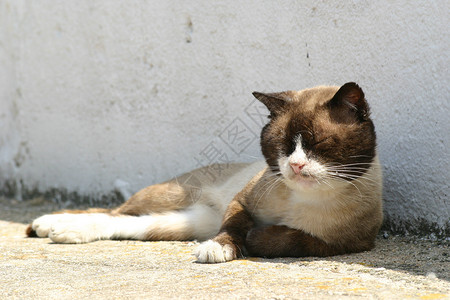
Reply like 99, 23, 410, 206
252, 91, 292, 117
329, 82, 369, 121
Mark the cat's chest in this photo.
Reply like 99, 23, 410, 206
254, 188, 343, 237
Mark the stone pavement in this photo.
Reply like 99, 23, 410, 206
0, 197, 449, 299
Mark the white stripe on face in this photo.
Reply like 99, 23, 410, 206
288, 136, 308, 166
278, 135, 327, 185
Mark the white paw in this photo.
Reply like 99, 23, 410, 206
32, 214, 76, 238
32, 213, 113, 244
48, 223, 93, 244
195, 240, 236, 263
47, 214, 113, 244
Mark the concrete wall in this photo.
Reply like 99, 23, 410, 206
0, 1, 448, 236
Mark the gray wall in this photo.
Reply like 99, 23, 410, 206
0, 1, 448, 236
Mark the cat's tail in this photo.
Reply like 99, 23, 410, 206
25, 208, 112, 237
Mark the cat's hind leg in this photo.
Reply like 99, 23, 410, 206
35, 203, 221, 244
113, 173, 202, 216
27, 174, 200, 238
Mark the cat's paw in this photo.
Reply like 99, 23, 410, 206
48, 214, 111, 244
49, 224, 98, 244
32, 213, 111, 243
49, 224, 95, 244
31, 214, 74, 238
194, 240, 236, 263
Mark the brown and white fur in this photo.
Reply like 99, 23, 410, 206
27, 82, 383, 263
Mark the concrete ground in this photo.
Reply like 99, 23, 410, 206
0, 197, 449, 299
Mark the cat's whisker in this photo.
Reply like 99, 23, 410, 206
326, 166, 372, 171
324, 163, 372, 170
327, 171, 379, 183
253, 176, 280, 200
267, 177, 283, 195
326, 172, 380, 189
338, 177, 372, 189
313, 177, 321, 185
264, 171, 282, 178
325, 162, 381, 168
325, 170, 370, 177
325, 168, 373, 173
351, 175, 380, 187
263, 176, 283, 197
320, 178, 335, 190
348, 155, 379, 160
348, 181, 363, 198
326, 174, 364, 198
331, 171, 380, 184
324, 167, 380, 179
234, 243, 244, 257
252, 176, 283, 215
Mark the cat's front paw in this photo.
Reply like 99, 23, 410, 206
195, 240, 237, 263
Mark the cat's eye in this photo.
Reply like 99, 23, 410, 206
312, 136, 331, 147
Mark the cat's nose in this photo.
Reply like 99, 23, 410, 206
290, 162, 305, 174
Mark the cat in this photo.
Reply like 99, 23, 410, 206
26, 82, 383, 264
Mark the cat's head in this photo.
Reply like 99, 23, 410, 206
253, 82, 376, 191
